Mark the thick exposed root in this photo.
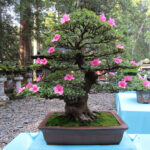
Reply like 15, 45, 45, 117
70, 110, 98, 123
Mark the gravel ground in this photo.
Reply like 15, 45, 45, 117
0, 93, 116, 149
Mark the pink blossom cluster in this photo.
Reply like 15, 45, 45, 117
124, 76, 132, 82
99, 13, 116, 27
90, 59, 101, 66
117, 44, 124, 49
118, 76, 132, 89
29, 84, 41, 93
37, 75, 42, 82
18, 82, 40, 94
118, 81, 127, 89
53, 84, 64, 95
48, 47, 55, 54
114, 58, 122, 63
61, 14, 70, 24
18, 87, 26, 94
131, 61, 138, 65
143, 80, 150, 87
51, 34, 61, 43
35, 58, 48, 65
139, 75, 144, 80
64, 74, 75, 81
109, 72, 115, 75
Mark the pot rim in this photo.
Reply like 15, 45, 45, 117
38, 111, 128, 130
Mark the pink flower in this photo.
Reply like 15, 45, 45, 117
18, 87, 25, 94
51, 34, 61, 42
96, 71, 101, 75
64, 14, 70, 21
107, 18, 116, 26
143, 80, 150, 87
40, 58, 48, 65
109, 72, 115, 75
61, 14, 70, 24
53, 84, 64, 95
100, 13, 106, 22
139, 75, 144, 80
117, 44, 124, 49
37, 75, 42, 82
124, 76, 132, 82
118, 81, 127, 89
29, 84, 40, 93
26, 82, 32, 88
61, 18, 65, 24
64, 74, 75, 81
48, 47, 55, 54
90, 59, 101, 66
131, 61, 138, 65
35, 58, 41, 64
114, 58, 122, 63
90, 51, 94, 55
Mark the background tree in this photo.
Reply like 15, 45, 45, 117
0, 0, 19, 64
19, 0, 32, 67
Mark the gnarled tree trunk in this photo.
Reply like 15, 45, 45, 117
64, 70, 98, 122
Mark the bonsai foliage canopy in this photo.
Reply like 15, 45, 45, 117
20, 9, 136, 121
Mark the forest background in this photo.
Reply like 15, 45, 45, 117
1, 0, 150, 67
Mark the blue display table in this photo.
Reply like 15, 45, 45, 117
4, 132, 137, 150
116, 91, 150, 134
129, 134, 150, 150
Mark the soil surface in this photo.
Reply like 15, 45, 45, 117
0, 92, 116, 148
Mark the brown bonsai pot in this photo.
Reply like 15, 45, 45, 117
38, 111, 128, 145
137, 91, 150, 104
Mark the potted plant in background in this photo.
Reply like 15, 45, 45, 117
99, 68, 150, 104
18, 9, 138, 145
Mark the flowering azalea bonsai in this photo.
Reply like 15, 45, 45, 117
18, 9, 137, 122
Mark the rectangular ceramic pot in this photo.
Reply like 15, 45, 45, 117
38, 111, 128, 145
137, 91, 150, 104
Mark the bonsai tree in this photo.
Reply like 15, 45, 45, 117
19, 9, 137, 122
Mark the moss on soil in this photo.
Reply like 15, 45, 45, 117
46, 112, 120, 127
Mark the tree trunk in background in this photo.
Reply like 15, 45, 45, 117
55, 7, 59, 21
19, 0, 32, 67
0, 7, 2, 62
77, 0, 80, 8
132, 20, 146, 55
33, 0, 40, 81
33, 0, 40, 56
